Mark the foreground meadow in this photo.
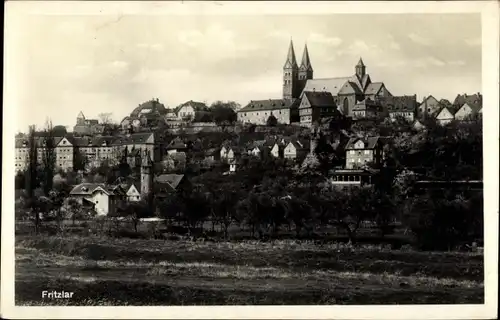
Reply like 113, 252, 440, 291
15, 235, 483, 305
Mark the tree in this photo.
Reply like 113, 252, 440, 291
266, 115, 278, 127
52, 125, 67, 136
25, 125, 40, 233
119, 200, 153, 233
211, 188, 239, 239
181, 192, 211, 232
41, 120, 56, 196
98, 112, 113, 125
210, 101, 238, 127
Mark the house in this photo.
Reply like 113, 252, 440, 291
299, 91, 340, 127
328, 169, 378, 186
220, 145, 242, 163
122, 183, 141, 202
418, 95, 443, 118
73, 111, 100, 136
352, 98, 381, 120
344, 136, 384, 169
453, 93, 482, 121
435, 107, 456, 126
454, 102, 482, 121
412, 120, 426, 131
382, 95, 417, 122
166, 137, 187, 155
114, 132, 157, 162
237, 99, 300, 125
121, 98, 168, 130
284, 140, 308, 161
69, 183, 126, 216
15, 135, 75, 172
154, 174, 189, 198
174, 100, 209, 121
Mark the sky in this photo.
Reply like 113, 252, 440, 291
11, 13, 481, 131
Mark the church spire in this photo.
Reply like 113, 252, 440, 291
355, 57, 366, 78
356, 57, 365, 67
284, 39, 298, 69
300, 43, 313, 72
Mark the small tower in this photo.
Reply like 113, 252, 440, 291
298, 43, 314, 94
77, 111, 86, 125
140, 149, 153, 200
355, 58, 366, 79
283, 39, 299, 100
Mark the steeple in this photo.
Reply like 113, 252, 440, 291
299, 44, 313, 72
140, 149, 153, 199
355, 57, 366, 79
284, 39, 298, 69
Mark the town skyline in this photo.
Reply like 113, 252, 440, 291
13, 13, 481, 131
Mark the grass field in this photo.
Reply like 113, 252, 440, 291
15, 235, 484, 305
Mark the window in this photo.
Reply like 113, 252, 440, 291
364, 150, 370, 155
350, 150, 355, 155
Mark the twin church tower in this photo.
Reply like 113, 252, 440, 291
282, 40, 313, 101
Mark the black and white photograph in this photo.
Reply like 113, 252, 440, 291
2, 1, 498, 319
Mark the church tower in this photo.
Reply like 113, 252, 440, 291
355, 57, 366, 79
298, 43, 313, 95
283, 39, 299, 100
140, 149, 153, 200
77, 111, 85, 125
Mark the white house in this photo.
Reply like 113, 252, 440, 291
124, 183, 141, 202
435, 107, 455, 126
454, 103, 482, 121
69, 183, 126, 216
175, 100, 208, 120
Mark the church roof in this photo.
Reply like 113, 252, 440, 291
302, 77, 356, 96
338, 81, 363, 95
284, 40, 298, 69
299, 44, 313, 71
356, 58, 365, 67
239, 99, 299, 112
364, 82, 384, 95
302, 91, 336, 108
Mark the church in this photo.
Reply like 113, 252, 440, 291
237, 40, 393, 125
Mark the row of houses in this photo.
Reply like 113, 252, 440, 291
236, 91, 482, 127
14, 132, 157, 173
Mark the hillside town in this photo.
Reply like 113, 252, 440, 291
15, 40, 482, 246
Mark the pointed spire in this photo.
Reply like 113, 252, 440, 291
356, 57, 365, 67
284, 39, 298, 69
77, 111, 85, 119
300, 43, 313, 71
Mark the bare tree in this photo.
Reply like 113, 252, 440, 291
98, 112, 113, 125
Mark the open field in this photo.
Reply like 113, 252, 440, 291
15, 235, 484, 305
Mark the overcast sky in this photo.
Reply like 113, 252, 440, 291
12, 13, 481, 131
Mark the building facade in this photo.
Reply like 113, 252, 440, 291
237, 99, 300, 125
299, 91, 340, 126
345, 137, 384, 169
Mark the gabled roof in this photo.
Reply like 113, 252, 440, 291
70, 183, 121, 196
460, 102, 482, 113
338, 81, 364, 95
166, 137, 187, 149
380, 95, 417, 113
345, 137, 381, 150
287, 139, 308, 151
352, 99, 381, 111
364, 82, 384, 95
302, 91, 336, 108
356, 57, 365, 67
174, 100, 208, 113
436, 106, 457, 117
453, 93, 482, 109
239, 99, 299, 112
302, 77, 351, 97
130, 99, 167, 117
154, 174, 185, 190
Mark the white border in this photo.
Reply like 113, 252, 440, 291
2, 1, 498, 319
